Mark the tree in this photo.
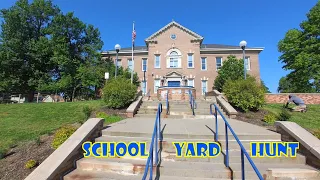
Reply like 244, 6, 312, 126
261, 80, 271, 93
213, 55, 244, 92
0, 0, 59, 101
278, 2, 320, 92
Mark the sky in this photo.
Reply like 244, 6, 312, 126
0, 0, 318, 93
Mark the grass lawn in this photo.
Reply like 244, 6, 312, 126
263, 104, 320, 132
0, 100, 105, 154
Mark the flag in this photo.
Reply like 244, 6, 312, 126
132, 24, 136, 49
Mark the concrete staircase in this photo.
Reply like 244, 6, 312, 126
64, 99, 320, 180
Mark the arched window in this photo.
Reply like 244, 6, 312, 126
169, 51, 179, 68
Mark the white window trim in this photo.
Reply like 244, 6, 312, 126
117, 59, 122, 67
142, 81, 147, 95
201, 57, 207, 71
187, 53, 194, 68
154, 55, 161, 69
154, 79, 160, 93
201, 80, 208, 95
128, 59, 134, 71
245, 56, 251, 70
166, 49, 182, 68
187, 79, 194, 87
142, 58, 147, 71
216, 57, 223, 71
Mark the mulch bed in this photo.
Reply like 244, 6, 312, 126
0, 107, 126, 180
236, 109, 277, 132
0, 134, 55, 180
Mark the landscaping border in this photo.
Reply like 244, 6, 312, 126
24, 118, 104, 180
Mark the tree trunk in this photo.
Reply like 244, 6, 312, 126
72, 87, 77, 102
37, 92, 40, 103
27, 91, 35, 102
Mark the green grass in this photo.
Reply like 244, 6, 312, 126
0, 100, 104, 154
263, 104, 320, 132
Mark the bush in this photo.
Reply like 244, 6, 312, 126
223, 77, 266, 112
102, 77, 137, 108
277, 108, 291, 121
106, 115, 123, 124
82, 106, 92, 120
213, 55, 244, 92
263, 112, 277, 124
51, 125, 77, 149
25, 159, 37, 169
96, 112, 109, 120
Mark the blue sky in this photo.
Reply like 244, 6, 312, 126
0, 0, 318, 93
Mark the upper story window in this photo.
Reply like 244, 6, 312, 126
142, 58, 147, 71
128, 59, 133, 72
166, 49, 182, 68
117, 59, 122, 67
187, 54, 194, 68
169, 51, 179, 68
216, 57, 222, 70
245, 56, 250, 70
155, 55, 160, 68
201, 57, 207, 70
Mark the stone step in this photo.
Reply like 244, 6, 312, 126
64, 169, 251, 180
134, 114, 183, 119
95, 136, 282, 152
75, 157, 318, 179
93, 136, 306, 165
101, 130, 281, 141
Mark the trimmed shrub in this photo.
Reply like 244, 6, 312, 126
25, 159, 37, 169
277, 108, 291, 121
51, 125, 77, 149
96, 112, 109, 120
223, 77, 266, 112
102, 77, 137, 108
106, 115, 123, 124
263, 112, 277, 124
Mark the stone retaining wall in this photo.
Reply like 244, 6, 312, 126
265, 93, 320, 104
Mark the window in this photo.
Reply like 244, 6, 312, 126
155, 55, 160, 68
245, 56, 250, 70
187, 54, 194, 68
128, 59, 133, 72
201, 80, 207, 95
187, 79, 194, 87
216, 57, 222, 70
117, 59, 122, 67
169, 51, 179, 68
142, 58, 147, 71
141, 81, 147, 95
154, 79, 160, 93
201, 57, 207, 70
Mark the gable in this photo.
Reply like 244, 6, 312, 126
145, 21, 203, 42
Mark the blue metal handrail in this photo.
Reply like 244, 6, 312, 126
166, 91, 169, 115
188, 90, 196, 115
142, 103, 162, 180
210, 103, 263, 180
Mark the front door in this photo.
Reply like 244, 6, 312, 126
168, 81, 180, 87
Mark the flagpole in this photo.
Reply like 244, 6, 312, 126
131, 22, 134, 84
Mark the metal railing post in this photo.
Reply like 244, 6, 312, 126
225, 123, 229, 168
209, 103, 264, 180
215, 107, 218, 142
241, 149, 245, 180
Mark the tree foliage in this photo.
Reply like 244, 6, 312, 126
0, 0, 139, 102
213, 55, 244, 92
278, 2, 320, 92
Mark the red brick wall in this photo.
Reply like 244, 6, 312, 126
265, 93, 320, 104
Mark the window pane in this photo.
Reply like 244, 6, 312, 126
201, 58, 206, 70
142, 59, 147, 71
155, 55, 160, 68
216, 57, 222, 70
188, 54, 193, 67
128, 60, 133, 71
